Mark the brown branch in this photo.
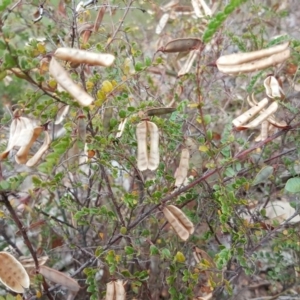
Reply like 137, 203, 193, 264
0, 192, 39, 271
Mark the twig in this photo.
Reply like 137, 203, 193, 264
0, 192, 39, 270
104, 0, 134, 49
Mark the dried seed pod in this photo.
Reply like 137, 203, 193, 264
178, 50, 199, 76
174, 148, 190, 187
232, 98, 269, 127
39, 265, 80, 292
147, 121, 160, 171
0, 251, 30, 293
105, 280, 126, 300
136, 121, 148, 171
217, 42, 289, 66
15, 126, 44, 164
159, 38, 202, 53
217, 49, 290, 74
264, 75, 284, 98
145, 107, 176, 116
115, 280, 126, 300
55, 105, 70, 125
49, 57, 94, 107
105, 281, 115, 300
26, 131, 51, 167
116, 118, 127, 138
267, 116, 287, 128
156, 13, 170, 35
54, 48, 115, 67
163, 205, 194, 241
238, 102, 278, 129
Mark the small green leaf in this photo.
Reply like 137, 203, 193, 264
285, 178, 300, 193
125, 246, 135, 255
145, 57, 152, 67
252, 166, 273, 186
0, 180, 10, 190
134, 61, 144, 72
119, 110, 127, 118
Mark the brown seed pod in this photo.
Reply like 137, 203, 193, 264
174, 148, 190, 187
136, 121, 160, 171
158, 38, 202, 53
145, 107, 176, 117
54, 47, 115, 67
39, 265, 80, 292
0, 251, 30, 293
163, 205, 194, 241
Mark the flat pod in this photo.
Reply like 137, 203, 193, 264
136, 121, 148, 171
54, 47, 115, 67
160, 38, 202, 53
232, 98, 269, 127
163, 205, 194, 241
146, 107, 176, 116
49, 57, 94, 107
167, 205, 194, 234
237, 102, 279, 130
217, 42, 290, 66
217, 49, 290, 74
0, 251, 30, 293
147, 121, 160, 171
39, 265, 80, 292
264, 75, 284, 98
174, 148, 190, 187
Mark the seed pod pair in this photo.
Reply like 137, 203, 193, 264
232, 92, 287, 131
163, 205, 194, 241
0, 115, 44, 165
54, 47, 115, 67
263, 75, 284, 99
0, 251, 30, 293
105, 280, 126, 300
217, 42, 290, 74
136, 121, 159, 171
174, 148, 190, 187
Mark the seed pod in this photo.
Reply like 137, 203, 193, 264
217, 49, 290, 74
146, 107, 176, 117
0, 251, 30, 293
174, 148, 190, 187
26, 131, 51, 167
217, 42, 289, 66
264, 75, 284, 98
163, 205, 194, 241
15, 126, 44, 164
147, 121, 160, 171
54, 48, 115, 67
39, 265, 80, 292
156, 13, 170, 35
159, 38, 202, 53
267, 116, 287, 128
115, 280, 126, 300
49, 57, 94, 107
232, 98, 269, 127
136, 121, 148, 171
116, 118, 127, 138
177, 50, 198, 77
105, 280, 126, 300
238, 102, 278, 129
